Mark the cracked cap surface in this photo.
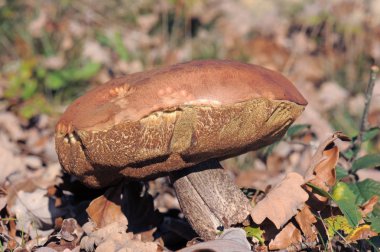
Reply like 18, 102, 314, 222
55, 59, 307, 187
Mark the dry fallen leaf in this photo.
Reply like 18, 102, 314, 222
95, 235, 158, 252
80, 221, 158, 252
0, 134, 27, 185
305, 132, 350, 181
46, 218, 84, 251
304, 132, 350, 204
178, 228, 251, 252
80, 221, 129, 251
9, 186, 67, 238
86, 184, 128, 229
268, 222, 302, 250
0, 112, 25, 141
251, 172, 309, 229
309, 146, 339, 191
295, 206, 318, 243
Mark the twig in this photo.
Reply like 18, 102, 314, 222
351, 65, 379, 161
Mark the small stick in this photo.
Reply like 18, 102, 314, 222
352, 65, 379, 160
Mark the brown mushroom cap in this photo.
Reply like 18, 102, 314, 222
55, 60, 307, 187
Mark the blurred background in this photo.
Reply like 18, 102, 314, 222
1, 0, 380, 128
1, 0, 380, 178
0, 0, 380, 250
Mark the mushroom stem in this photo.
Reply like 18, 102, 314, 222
169, 159, 251, 240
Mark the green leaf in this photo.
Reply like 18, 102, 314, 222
45, 72, 65, 90
244, 226, 265, 244
336, 165, 349, 181
306, 182, 332, 198
348, 179, 380, 216
353, 127, 380, 142
113, 32, 130, 61
36, 67, 47, 79
21, 79, 37, 99
97, 33, 113, 47
351, 154, 380, 172
286, 124, 310, 137
331, 182, 361, 227
60, 62, 101, 82
367, 216, 380, 232
341, 149, 354, 160
19, 104, 37, 119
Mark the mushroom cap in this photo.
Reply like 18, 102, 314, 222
55, 60, 307, 188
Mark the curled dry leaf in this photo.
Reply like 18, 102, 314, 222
46, 218, 84, 251
250, 172, 308, 229
59, 218, 84, 243
305, 132, 350, 182
307, 146, 338, 204
268, 222, 302, 250
86, 184, 128, 229
304, 132, 350, 204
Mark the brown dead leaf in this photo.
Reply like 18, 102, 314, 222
86, 184, 128, 228
346, 225, 377, 242
305, 132, 350, 181
310, 146, 339, 190
59, 218, 83, 243
360, 196, 378, 217
268, 222, 302, 250
251, 172, 308, 229
304, 132, 350, 204
295, 206, 318, 243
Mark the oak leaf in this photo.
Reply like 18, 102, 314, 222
251, 172, 308, 229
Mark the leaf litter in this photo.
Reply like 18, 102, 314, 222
1, 0, 380, 251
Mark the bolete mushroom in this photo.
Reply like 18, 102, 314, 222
55, 60, 307, 240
